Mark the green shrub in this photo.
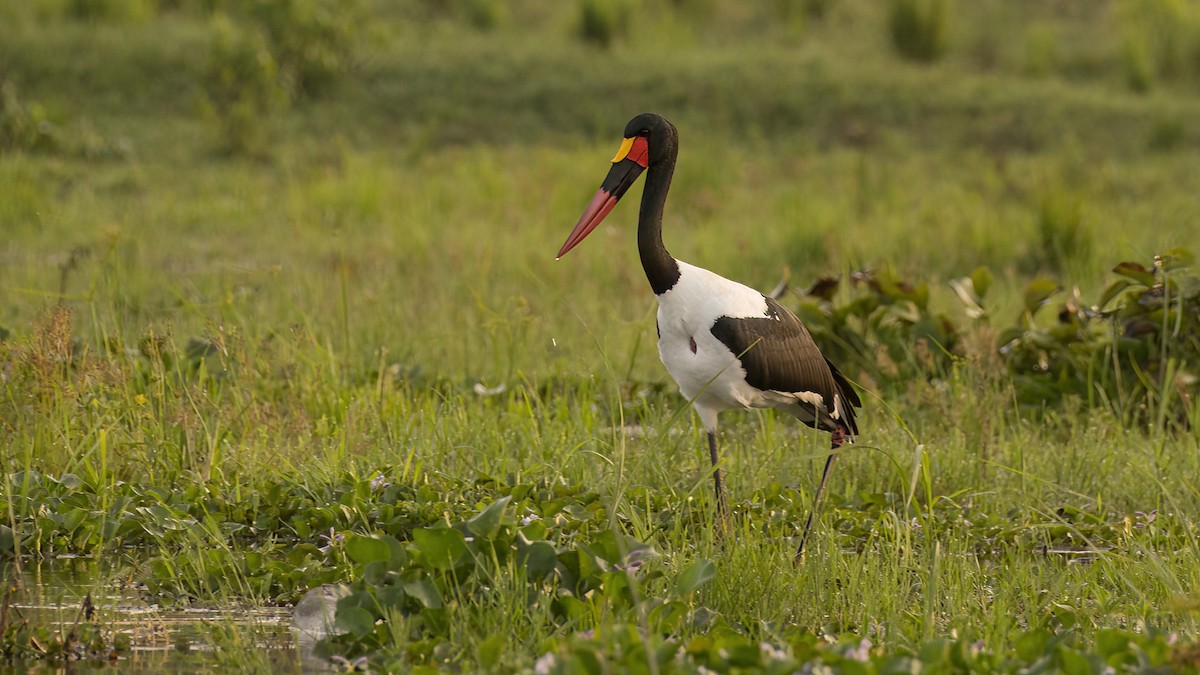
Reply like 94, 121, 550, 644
464, 0, 507, 31
578, 0, 627, 49
1022, 22, 1059, 77
1116, 0, 1200, 91
65, 0, 156, 22
802, 0, 836, 20
996, 248, 1199, 428
0, 81, 60, 153
1035, 191, 1087, 274
247, 0, 366, 97
200, 14, 286, 156
888, 0, 950, 63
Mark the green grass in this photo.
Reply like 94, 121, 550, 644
2, 0, 1200, 671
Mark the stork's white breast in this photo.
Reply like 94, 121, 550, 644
655, 262, 775, 411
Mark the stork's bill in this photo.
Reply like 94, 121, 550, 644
557, 135, 650, 259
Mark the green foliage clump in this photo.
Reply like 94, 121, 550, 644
200, 15, 286, 156
311, 497, 1199, 671
783, 247, 1198, 430
316, 496, 664, 669
578, 0, 629, 49
1116, 0, 1200, 92
64, 0, 155, 22
790, 268, 960, 389
244, 0, 366, 97
888, 0, 950, 63
463, 0, 508, 31
199, 0, 367, 154
997, 248, 1199, 426
0, 81, 60, 153
1035, 190, 1088, 274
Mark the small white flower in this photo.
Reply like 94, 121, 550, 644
759, 641, 788, 661
533, 652, 557, 675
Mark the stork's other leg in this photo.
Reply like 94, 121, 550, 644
707, 431, 729, 524
794, 426, 848, 564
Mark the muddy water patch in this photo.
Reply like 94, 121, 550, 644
2, 559, 325, 672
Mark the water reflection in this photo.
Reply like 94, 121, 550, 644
1, 558, 330, 673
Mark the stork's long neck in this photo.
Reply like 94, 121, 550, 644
638, 144, 681, 295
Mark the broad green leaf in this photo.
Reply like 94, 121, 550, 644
1014, 629, 1052, 662
466, 495, 511, 540
970, 266, 993, 298
1095, 629, 1133, 661
333, 606, 375, 638
1058, 644, 1092, 675
1097, 279, 1132, 310
1022, 278, 1060, 315
403, 578, 443, 608
1112, 261, 1155, 286
1159, 247, 1195, 272
675, 559, 716, 596
376, 585, 406, 610
345, 533, 392, 565
516, 534, 558, 580
413, 526, 469, 572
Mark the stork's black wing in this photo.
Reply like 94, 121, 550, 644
710, 296, 859, 434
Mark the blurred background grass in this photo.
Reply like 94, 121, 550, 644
1, 0, 1198, 391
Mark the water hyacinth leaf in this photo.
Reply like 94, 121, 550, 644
1098, 279, 1133, 311
970, 266, 993, 299
333, 606, 376, 638
1159, 247, 1195, 271
345, 533, 392, 565
375, 585, 406, 610
1022, 278, 1061, 315
1014, 629, 1052, 662
384, 534, 408, 566
466, 495, 511, 540
675, 559, 716, 596
1095, 629, 1134, 661
413, 526, 470, 572
403, 578, 443, 608
56, 473, 84, 490
1112, 262, 1155, 286
1058, 645, 1092, 675
516, 534, 558, 580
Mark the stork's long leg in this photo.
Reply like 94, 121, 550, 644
707, 431, 729, 523
794, 426, 848, 563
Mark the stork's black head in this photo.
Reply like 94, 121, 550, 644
557, 113, 678, 259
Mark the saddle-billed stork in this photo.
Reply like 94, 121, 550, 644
557, 113, 861, 561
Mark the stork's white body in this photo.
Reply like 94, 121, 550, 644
656, 262, 833, 433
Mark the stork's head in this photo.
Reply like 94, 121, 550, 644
557, 113, 677, 259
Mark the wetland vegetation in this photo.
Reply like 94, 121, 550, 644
2, 0, 1199, 671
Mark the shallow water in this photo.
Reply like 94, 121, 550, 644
1, 558, 328, 673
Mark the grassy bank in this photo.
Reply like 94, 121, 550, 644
2, 0, 1199, 670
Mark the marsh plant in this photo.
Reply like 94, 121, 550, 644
888, 0, 950, 63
